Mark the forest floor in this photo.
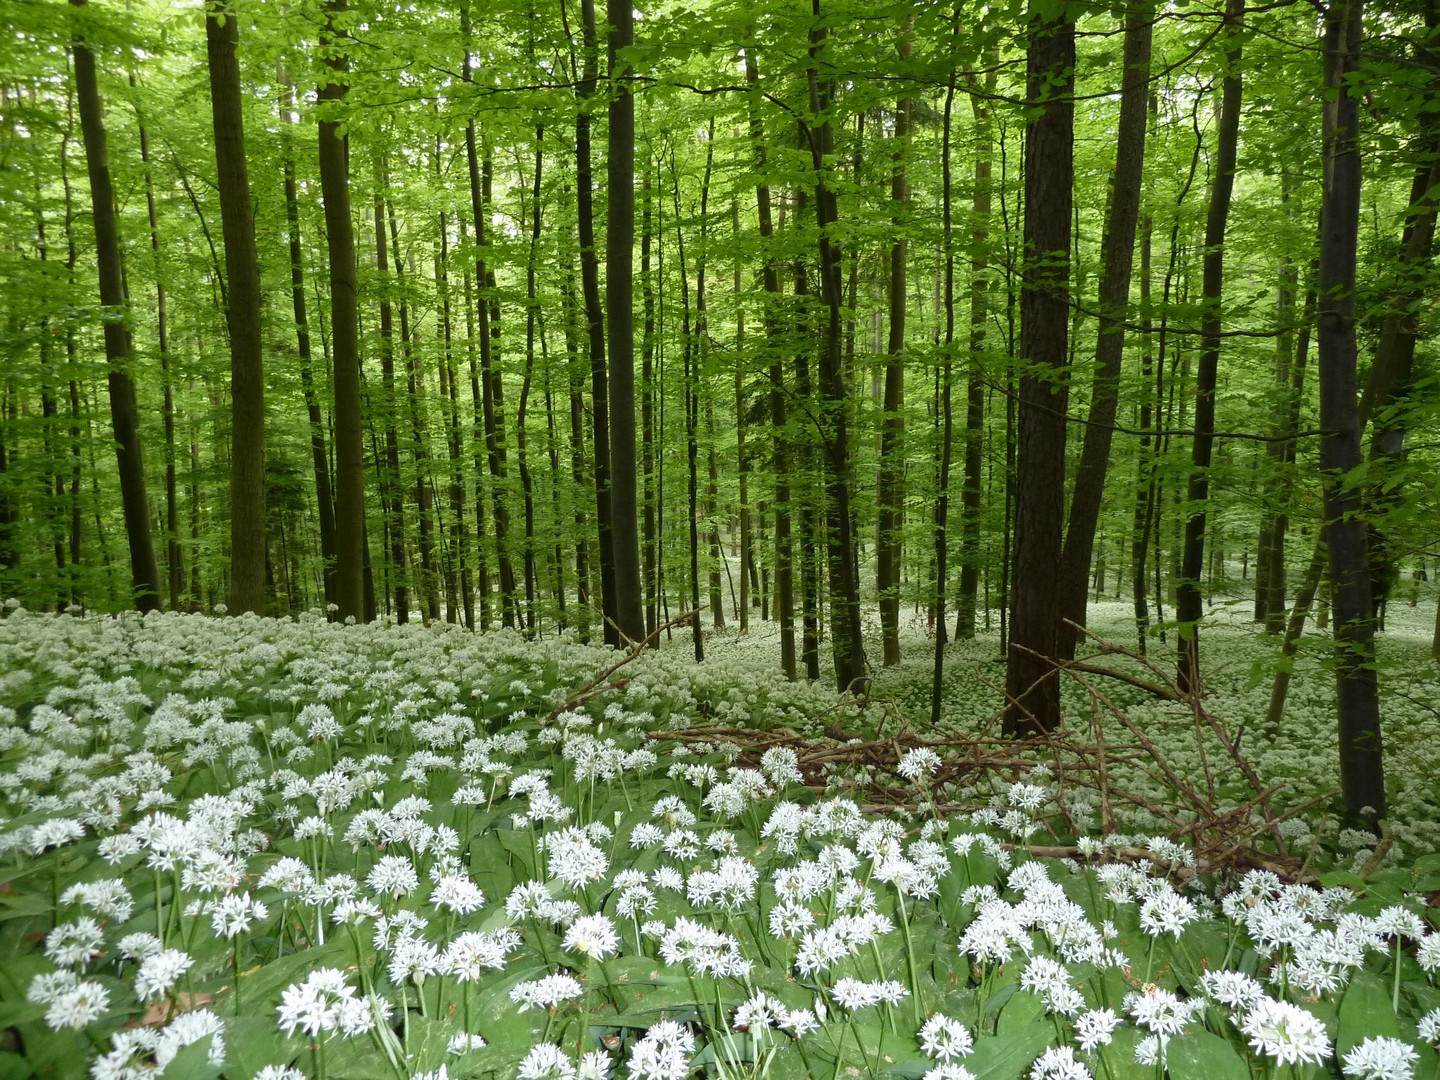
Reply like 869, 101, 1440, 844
3, 602, 1440, 1078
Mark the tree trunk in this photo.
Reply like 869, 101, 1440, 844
434, 140, 472, 629
281, 81, 337, 610
373, 175, 410, 623
69, 0, 162, 612
606, 0, 646, 645
1056, 0, 1153, 658
1317, 0, 1385, 831
460, 213, 493, 629
733, 196, 750, 634
642, 171, 659, 639
1175, 0, 1244, 693
745, 42, 797, 678
519, 128, 545, 632
133, 105, 183, 612
206, 0, 266, 616
932, 12, 960, 727
668, 147, 704, 661
576, 0, 617, 644
806, 2, 866, 694
315, 0, 365, 622
1003, 0, 1075, 736
876, 24, 912, 667
957, 69, 995, 640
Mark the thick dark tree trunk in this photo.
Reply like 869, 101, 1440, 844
876, 25, 912, 667
607, 0, 646, 645
668, 150, 704, 661
70, 0, 162, 612
1056, 0, 1152, 658
576, 0, 617, 644
806, 3, 867, 694
1002, 0, 1075, 736
561, 265, 592, 640
1176, 0, 1244, 693
315, 0, 365, 622
1317, 0, 1385, 830
206, 0, 266, 616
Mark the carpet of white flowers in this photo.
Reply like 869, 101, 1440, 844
3, 605, 1440, 1080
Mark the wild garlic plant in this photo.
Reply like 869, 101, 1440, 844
0, 607, 1438, 1080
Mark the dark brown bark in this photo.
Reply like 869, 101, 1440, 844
733, 195, 750, 634
576, 0, 617, 644
745, 42, 797, 679
206, 0, 266, 616
876, 24, 912, 667
519, 129, 544, 632
806, 1, 867, 694
607, 0, 646, 645
69, 0, 162, 612
642, 172, 659, 640
957, 68, 995, 640
1002, 0, 1075, 736
459, 212, 493, 630
316, 0, 365, 622
932, 9, 960, 727
434, 141, 472, 629
281, 81, 337, 610
1175, 0, 1244, 693
373, 174, 410, 624
1056, 0, 1152, 658
1317, 0, 1385, 830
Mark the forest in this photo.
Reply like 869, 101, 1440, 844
0, 0, 1439, 1076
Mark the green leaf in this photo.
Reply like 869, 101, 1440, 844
1166, 1029, 1252, 1080
1337, 970, 1399, 1055
964, 1022, 1054, 1080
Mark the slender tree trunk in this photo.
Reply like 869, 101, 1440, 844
733, 196, 751, 634
373, 175, 410, 623
206, 0, 266, 615
876, 24, 913, 667
1176, 0, 1244, 693
1317, 0, 1385, 830
1003, 0, 1075, 736
281, 82, 337, 610
790, 190, 822, 682
460, 213, 493, 629
561, 264, 592, 640
69, 0, 162, 612
745, 43, 797, 678
132, 104, 183, 611
806, 3, 866, 694
1056, 0, 1153, 658
641, 170, 659, 639
316, 0, 365, 622
1131, 178, 1154, 648
932, 11, 960, 726
668, 148, 704, 661
434, 141, 472, 629
519, 128, 545, 632
958, 69, 995, 640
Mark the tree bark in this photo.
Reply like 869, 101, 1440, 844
1056, 0, 1152, 658
1317, 0, 1385, 831
69, 0, 162, 612
806, 1, 867, 694
1175, 0, 1244, 693
315, 0, 365, 622
1003, 0, 1075, 735
745, 43, 797, 679
607, 0, 646, 645
876, 24, 912, 667
372, 172, 409, 623
206, 0, 265, 616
